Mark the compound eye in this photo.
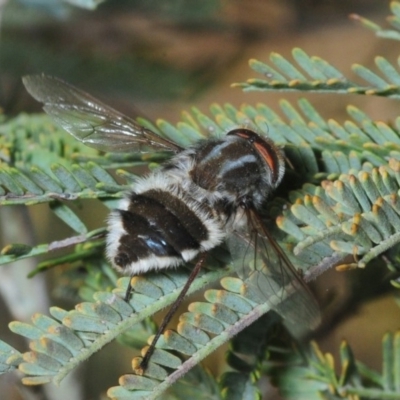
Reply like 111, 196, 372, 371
227, 128, 257, 141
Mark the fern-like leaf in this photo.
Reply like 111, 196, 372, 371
8, 266, 232, 386
277, 159, 400, 273
0, 340, 22, 374
107, 272, 296, 399
270, 332, 400, 399
350, 1, 400, 41
234, 48, 400, 99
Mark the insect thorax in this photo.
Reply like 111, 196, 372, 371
188, 133, 282, 208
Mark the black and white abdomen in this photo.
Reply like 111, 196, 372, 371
106, 170, 226, 275
106, 128, 285, 275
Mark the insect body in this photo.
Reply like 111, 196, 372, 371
107, 128, 284, 277
23, 75, 319, 372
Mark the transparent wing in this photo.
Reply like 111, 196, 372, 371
23, 75, 182, 153
227, 209, 320, 338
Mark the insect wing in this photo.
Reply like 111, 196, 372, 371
22, 75, 181, 153
227, 210, 320, 338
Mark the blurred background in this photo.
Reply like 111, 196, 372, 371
1, 1, 399, 399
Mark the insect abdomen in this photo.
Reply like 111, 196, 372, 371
106, 173, 225, 275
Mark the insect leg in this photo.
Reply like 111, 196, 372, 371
137, 253, 208, 374
124, 273, 135, 302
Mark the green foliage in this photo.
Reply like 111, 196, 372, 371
65, 0, 105, 10
2, 2, 400, 399
269, 332, 400, 400
0, 340, 22, 374
278, 159, 400, 271
0, 100, 398, 397
9, 0, 103, 17
235, 46, 400, 98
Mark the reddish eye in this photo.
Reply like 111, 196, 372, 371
227, 128, 282, 184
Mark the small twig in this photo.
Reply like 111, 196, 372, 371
48, 228, 106, 251
304, 252, 347, 282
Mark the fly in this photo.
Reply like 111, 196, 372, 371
23, 75, 320, 373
